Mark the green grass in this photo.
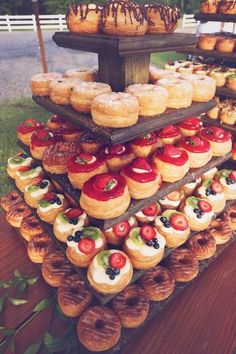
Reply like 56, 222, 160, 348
0, 98, 51, 197
151, 52, 187, 68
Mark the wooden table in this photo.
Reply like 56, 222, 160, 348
1, 211, 236, 354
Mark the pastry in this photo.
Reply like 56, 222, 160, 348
66, 226, 107, 267
0, 191, 22, 212
7, 152, 33, 179
187, 231, 216, 260
199, 126, 232, 156
181, 74, 216, 102
226, 74, 236, 91
49, 77, 80, 105
135, 202, 161, 223
65, 67, 97, 81
158, 125, 182, 146
208, 217, 232, 244
58, 274, 92, 317
6, 202, 32, 228
42, 141, 81, 174
207, 96, 220, 119
104, 216, 138, 246
177, 117, 203, 137
179, 136, 212, 168
54, 124, 83, 142
80, 133, 104, 154
121, 157, 162, 199
27, 233, 54, 263
154, 209, 190, 248
140, 265, 175, 301
87, 250, 133, 294
41, 250, 72, 287
209, 68, 228, 87
152, 145, 189, 183
112, 284, 150, 328
149, 66, 180, 83
70, 82, 112, 113
37, 192, 69, 224
224, 202, 236, 230
216, 37, 235, 53
146, 4, 180, 34
218, 0, 236, 14
180, 177, 202, 196
196, 178, 226, 213
15, 165, 43, 193
77, 306, 121, 351
202, 167, 218, 181
126, 84, 168, 116
157, 78, 193, 109
24, 178, 53, 208
219, 103, 236, 125
232, 142, 236, 160
68, 152, 108, 189
197, 34, 218, 50
123, 225, 166, 269
80, 173, 131, 219
159, 190, 183, 210
91, 92, 140, 128
66, 3, 101, 33
20, 214, 45, 242
17, 119, 44, 146
100, 144, 135, 171
30, 72, 62, 96
53, 207, 89, 243
217, 169, 236, 200
129, 132, 158, 158
46, 115, 69, 131
181, 196, 214, 231
30, 129, 62, 160
167, 248, 199, 282
177, 63, 194, 75
200, 0, 219, 13
193, 63, 210, 77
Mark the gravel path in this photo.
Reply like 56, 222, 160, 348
0, 31, 97, 101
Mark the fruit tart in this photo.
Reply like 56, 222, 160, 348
123, 225, 166, 269
87, 250, 133, 294
202, 167, 218, 181
100, 144, 134, 172
15, 165, 43, 192
17, 119, 44, 146
129, 132, 158, 158
196, 178, 226, 213
37, 192, 69, 224
121, 157, 162, 199
158, 125, 182, 146
80, 173, 131, 219
24, 177, 53, 208
152, 145, 189, 183
7, 152, 33, 179
66, 226, 107, 267
30, 128, 62, 160
154, 209, 190, 248
199, 126, 232, 157
226, 74, 236, 91
53, 207, 89, 243
159, 189, 184, 210
68, 152, 108, 190
217, 169, 236, 200
177, 117, 203, 137
180, 177, 202, 196
135, 202, 161, 224
46, 115, 69, 131
104, 217, 137, 246
179, 136, 212, 168
180, 196, 214, 231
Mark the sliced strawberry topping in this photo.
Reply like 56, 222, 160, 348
140, 225, 156, 241
178, 117, 201, 130
37, 129, 50, 140
163, 145, 181, 158
211, 181, 223, 193
142, 203, 158, 217
170, 213, 188, 231
30, 176, 43, 185
44, 192, 56, 201
66, 208, 84, 219
167, 190, 181, 201
132, 157, 152, 172
18, 165, 31, 172
113, 221, 131, 238
78, 238, 95, 254
109, 252, 126, 269
229, 171, 236, 181
109, 144, 125, 155
76, 153, 93, 164
95, 174, 116, 191
198, 200, 212, 213
188, 136, 201, 146
24, 118, 37, 127
159, 125, 180, 138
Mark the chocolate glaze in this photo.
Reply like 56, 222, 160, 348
146, 4, 180, 31
201, 0, 219, 11
66, 3, 101, 20
219, 0, 236, 10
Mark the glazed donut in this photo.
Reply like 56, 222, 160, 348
41, 250, 72, 287
66, 3, 102, 34
65, 67, 97, 82
57, 274, 92, 317
146, 4, 180, 34
224, 203, 236, 230
197, 35, 218, 50
218, 0, 236, 14
200, 0, 219, 13
42, 141, 81, 175
20, 214, 45, 242
126, 84, 168, 116
167, 248, 199, 282
0, 191, 22, 212
187, 232, 216, 260
207, 217, 232, 244
181, 74, 216, 102
17, 119, 45, 146
216, 37, 235, 53
7, 152, 33, 179
157, 78, 193, 109
149, 66, 181, 83
49, 77, 80, 105
80, 133, 104, 154
112, 284, 150, 328
70, 82, 112, 113
27, 233, 54, 263
91, 92, 140, 128
6, 202, 32, 228
101, 0, 148, 36
30, 72, 62, 96
77, 306, 121, 352
140, 265, 175, 301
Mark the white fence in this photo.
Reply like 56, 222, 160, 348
182, 14, 197, 28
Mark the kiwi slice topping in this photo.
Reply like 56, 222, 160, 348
83, 226, 100, 240
129, 228, 144, 246
97, 250, 111, 268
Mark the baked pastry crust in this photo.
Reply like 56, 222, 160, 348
167, 248, 199, 282
218, 0, 236, 14
130, 132, 158, 158
6, 202, 32, 228
65, 67, 97, 81
15, 166, 43, 192
187, 232, 216, 260
181, 74, 216, 102
200, 0, 219, 13
17, 119, 45, 146
49, 77, 80, 105
20, 214, 45, 241
199, 126, 232, 157
224, 203, 236, 230
27, 233, 54, 263
197, 35, 218, 50
24, 179, 53, 209
207, 217, 232, 244
0, 191, 22, 212
146, 4, 180, 34
7, 153, 33, 179
37, 193, 69, 224
216, 37, 235, 53
41, 250, 72, 287
157, 78, 193, 109
66, 3, 102, 34
30, 72, 62, 96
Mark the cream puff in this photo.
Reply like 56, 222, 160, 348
24, 177, 53, 208
152, 145, 189, 183
196, 178, 226, 213
37, 192, 69, 224
104, 217, 138, 246
15, 165, 43, 192
123, 225, 166, 269
17, 119, 44, 146
7, 152, 33, 179
157, 125, 182, 146
199, 126, 232, 157
177, 117, 203, 137
154, 209, 190, 248
66, 226, 107, 267
100, 144, 134, 172
180, 177, 202, 196
202, 167, 218, 181
121, 157, 162, 200
129, 132, 158, 158
68, 152, 108, 190
30, 129, 62, 160
159, 189, 183, 210
87, 250, 133, 294
179, 136, 213, 168
181, 196, 214, 231
80, 173, 131, 219
53, 207, 89, 243
217, 169, 236, 200
135, 202, 161, 224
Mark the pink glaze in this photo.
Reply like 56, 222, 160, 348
158, 125, 181, 139
177, 117, 202, 131
31, 129, 62, 148
179, 136, 211, 153
100, 144, 132, 159
155, 145, 189, 166
130, 132, 157, 147
199, 126, 232, 143
68, 153, 105, 173
17, 119, 44, 135
122, 157, 157, 183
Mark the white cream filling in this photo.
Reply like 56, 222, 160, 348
155, 217, 187, 235
198, 186, 225, 202
132, 168, 150, 174
184, 204, 214, 224
159, 198, 180, 207
106, 216, 137, 233
25, 180, 50, 198
16, 166, 42, 180
8, 156, 33, 169
126, 230, 166, 257
219, 177, 236, 191
77, 155, 96, 164
37, 194, 64, 213
135, 209, 155, 221
67, 236, 103, 255
184, 177, 201, 189
54, 211, 87, 233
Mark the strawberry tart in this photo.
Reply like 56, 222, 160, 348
199, 126, 232, 156
37, 192, 69, 224
196, 178, 226, 213
104, 217, 137, 246
7, 152, 33, 179
30, 128, 62, 160
17, 119, 44, 146
130, 132, 158, 158
217, 169, 236, 200
100, 144, 134, 171
179, 136, 212, 168
15, 165, 43, 192
159, 189, 184, 210
158, 125, 181, 146
135, 202, 161, 223
24, 177, 53, 208
180, 177, 202, 196
177, 117, 203, 137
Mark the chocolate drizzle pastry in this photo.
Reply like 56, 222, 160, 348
219, 0, 236, 10
201, 0, 219, 11
101, 0, 147, 27
146, 4, 181, 31
66, 3, 101, 20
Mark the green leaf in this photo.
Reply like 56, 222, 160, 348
7, 297, 28, 305
0, 297, 5, 313
24, 341, 42, 354
43, 332, 68, 352
9, 338, 15, 353
26, 276, 38, 286
16, 281, 27, 294
33, 298, 52, 313
14, 269, 21, 278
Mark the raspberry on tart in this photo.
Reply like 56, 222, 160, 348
130, 132, 158, 157
100, 144, 134, 171
177, 117, 203, 137
158, 124, 181, 145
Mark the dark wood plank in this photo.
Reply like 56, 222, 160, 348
216, 86, 236, 100
33, 96, 217, 145
201, 115, 236, 135
178, 48, 236, 64
195, 13, 236, 22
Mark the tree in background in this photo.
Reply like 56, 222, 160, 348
0, 0, 45, 15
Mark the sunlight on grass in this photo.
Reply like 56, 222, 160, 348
151, 52, 187, 68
